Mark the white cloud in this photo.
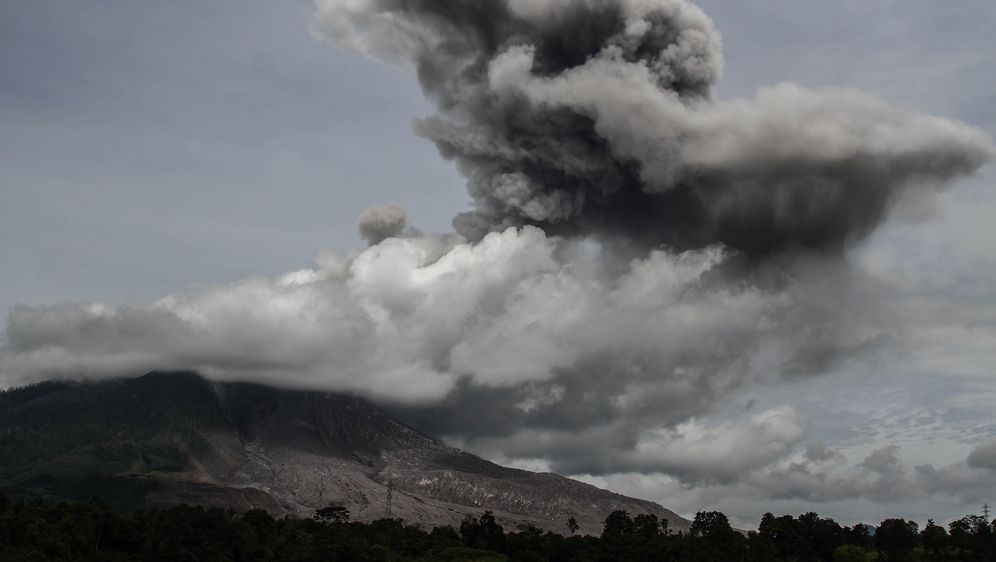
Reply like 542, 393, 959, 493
0, 225, 894, 443
621, 405, 807, 481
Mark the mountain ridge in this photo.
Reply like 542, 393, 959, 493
0, 371, 689, 535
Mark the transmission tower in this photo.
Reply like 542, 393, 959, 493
983, 502, 991, 523
385, 479, 394, 519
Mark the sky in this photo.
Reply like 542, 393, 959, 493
2, 0, 996, 529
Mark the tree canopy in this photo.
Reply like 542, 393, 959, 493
0, 492, 994, 561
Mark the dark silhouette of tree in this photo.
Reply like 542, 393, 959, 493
755, 511, 843, 562
6, 494, 996, 561
601, 509, 636, 542
920, 518, 948, 559
313, 504, 350, 525
745, 529, 778, 562
949, 514, 995, 561
634, 513, 661, 539
758, 512, 801, 561
875, 518, 918, 562
840, 523, 874, 549
600, 510, 638, 561
566, 516, 579, 536
690, 510, 747, 562
459, 510, 505, 551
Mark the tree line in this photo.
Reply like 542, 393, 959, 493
0, 493, 994, 561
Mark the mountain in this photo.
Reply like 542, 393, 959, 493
0, 372, 689, 535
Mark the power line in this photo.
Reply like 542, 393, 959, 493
385, 479, 394, 519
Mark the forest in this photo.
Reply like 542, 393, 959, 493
0, 493, 994, 561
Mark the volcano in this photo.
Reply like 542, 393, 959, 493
0, 372, 689, 535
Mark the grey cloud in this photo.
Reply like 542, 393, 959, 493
358, 203, 409, 245
966, 437, 996, 470
859, 445, 903, 474
574, 437, 996, 526
315, 0, 994, 256
737, 443, 996, 506
804, 442, 841, 463
387, 248, 901, 477
580, 405, 807, 483
568, 435, 996, 517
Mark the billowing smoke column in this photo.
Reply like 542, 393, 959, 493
316, 0, 993, 255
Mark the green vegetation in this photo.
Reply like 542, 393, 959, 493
1, 494, 994, 561
0, 375, 228, 507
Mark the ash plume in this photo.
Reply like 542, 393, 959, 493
358, 203, 409, 245
315, 0, 993, 255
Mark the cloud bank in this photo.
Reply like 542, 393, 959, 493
579, 437, 996, 526
0, 228, 890, 412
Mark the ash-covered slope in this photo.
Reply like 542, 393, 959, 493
0, 372, 688, 534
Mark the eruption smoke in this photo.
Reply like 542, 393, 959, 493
315, 0, 993, 255
358, 203, 409, 245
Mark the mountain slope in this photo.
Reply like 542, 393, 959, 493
0, 372, 689, 535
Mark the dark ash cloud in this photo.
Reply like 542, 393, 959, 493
316, 0, 994, 256
358, 203, 409, 245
